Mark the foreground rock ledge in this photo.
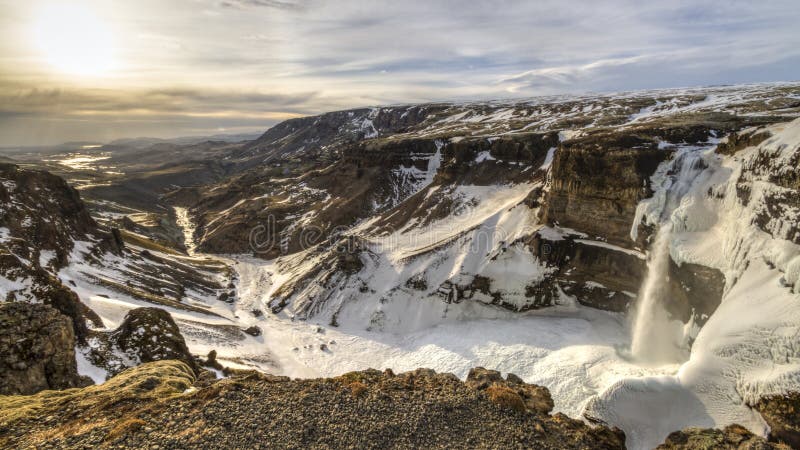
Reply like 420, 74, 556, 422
0, 361, 625, 449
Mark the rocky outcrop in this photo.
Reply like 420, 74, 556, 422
717, 127, 772, 156
0, 163, 122, 264
112, 308, 199, 373
465, 367, 555, 415
0, 361, 625, 449
656, 424, 789, 449
754, 392, 800, 448
0, 163, 119, 340
80, 307, 200, 379
0, 302, 92, 395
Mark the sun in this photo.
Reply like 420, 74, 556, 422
32, 4, 117, 77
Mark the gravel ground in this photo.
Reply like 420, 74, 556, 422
0, 361, 625, 449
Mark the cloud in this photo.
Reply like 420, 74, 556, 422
496, 55, 666, 92
215, 0, 306, 10
0, 82, 322, 117
1, 0, 799, 145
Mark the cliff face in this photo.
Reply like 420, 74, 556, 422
542, 134, 667, 248
189, 135, 444, 257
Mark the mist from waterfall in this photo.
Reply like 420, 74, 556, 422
630, 222, 686, 363
630, 148, 711, 364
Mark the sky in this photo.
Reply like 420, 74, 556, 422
0, 0, 799, 146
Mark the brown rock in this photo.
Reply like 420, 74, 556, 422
0, 302, 92, 395
754, 392, 800, 448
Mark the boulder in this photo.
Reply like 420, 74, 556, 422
113, 308, 198, 373
466, 367, 554, 415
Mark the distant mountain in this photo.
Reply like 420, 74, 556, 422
108, 132, 262, 148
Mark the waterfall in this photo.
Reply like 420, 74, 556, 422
629, 148, 710, 364
630, 222, 684, 363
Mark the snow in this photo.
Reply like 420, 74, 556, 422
75, 345, 109, 384
474, 150, 496, 163
574, 239, 645, 260
38, 249, 55, 268
201, 256, 671, 418
540, 147, 557, 170
174, 207, 197, 255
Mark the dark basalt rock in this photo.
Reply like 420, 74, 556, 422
0, 302, 92, 395
666, 261, 725, 327
528, 230, 726, 320
0, 163, 123, 259
0, 163, 119, 341
243, 325, 262, 337
113, 307, 199, 373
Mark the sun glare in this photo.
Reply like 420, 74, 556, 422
32, 4, 117, 76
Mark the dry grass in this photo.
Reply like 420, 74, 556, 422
0, 361, 195, 425
105, 418, 146, 442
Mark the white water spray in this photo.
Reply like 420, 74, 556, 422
630, 148, 710, 363
630, 222, 684, 363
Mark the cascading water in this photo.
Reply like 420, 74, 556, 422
630, 147, 711, 363
630, 222, 684, 363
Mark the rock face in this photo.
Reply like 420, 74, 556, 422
112, 308, 199, 374
542, 132, 668, 248
656, 424, 789, 449
0, 163, 118, 341
240, 105, 440, 165
0, 361, 626, 449
0, 302, 91, 395
0, 163, 113, 264
754, 392, 800, 448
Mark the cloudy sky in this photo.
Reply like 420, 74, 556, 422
1, 0, 799, 146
